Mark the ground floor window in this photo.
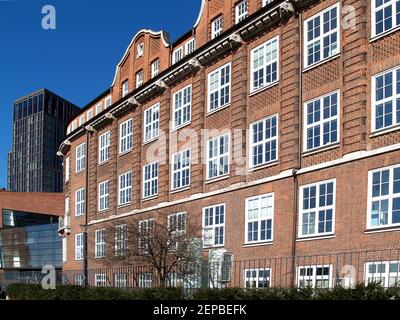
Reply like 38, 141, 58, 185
297, 265, 332, 288
95, 274, 107, 287
366, 261, 400, 287
244, 268, 271, 288
114, 273, 128, 288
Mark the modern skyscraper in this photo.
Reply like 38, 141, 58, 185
7, 89, 80, 193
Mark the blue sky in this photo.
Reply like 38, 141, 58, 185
0, 0, 200, 188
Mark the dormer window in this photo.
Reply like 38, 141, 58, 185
185, 38, 196, 55
173, 47, 183, 64
151, 59, 160, 78
136, 70, 144, 88
122, 80, 129, 97
212, 16, 223, 39
235, 0, 249, 24
137, 43, 144, 58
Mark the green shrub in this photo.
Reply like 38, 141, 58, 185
5, 283, 400, 300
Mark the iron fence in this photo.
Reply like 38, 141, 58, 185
2, 248, 400, 290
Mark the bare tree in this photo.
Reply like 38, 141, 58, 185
98, 208, 203, 288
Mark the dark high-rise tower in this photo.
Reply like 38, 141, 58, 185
7, 89, 80, 193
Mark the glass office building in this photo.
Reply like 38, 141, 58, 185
0, 209, 61, 270
7, 89, 80, 192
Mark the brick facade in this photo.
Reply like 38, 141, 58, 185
58, 0, 400, 286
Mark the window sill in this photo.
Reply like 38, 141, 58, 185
205, 174, 230, 184
142, 195, 159, 202
117, 203, 132, 209
303, 54, 341, 73
364, 226, 400, 234
296, 234, 335, 242
170, 186, 191, 194
171, 121, 192, 133
302, 143, 340, 157
370, 125, 400, 138
119, 150, 132, 157
249, 81, 279, 97
248, 161, 279, 173
74, 214, 85, 219
242, 241, 273, 248
75, 169, 85, 176
98, 160, 110, 167
98, 209, 110, 214
206, 103, 231, 116
370, 26, 400, 43
143, 137, 159, 146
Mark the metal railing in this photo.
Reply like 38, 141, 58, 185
2, 248, 400, 290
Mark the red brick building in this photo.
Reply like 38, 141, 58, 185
58, 0, 400, 288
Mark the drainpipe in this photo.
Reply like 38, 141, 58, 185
83, 130, 90, 288
291, 10, 303, 287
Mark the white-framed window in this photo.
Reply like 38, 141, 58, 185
99, 180, 109, 212
173, 47, 183, 64
365, 261, 400, 287
207, 133, 230, 180
144, 103, 160, 143
235, 0, 249, 24
299, 180, 336, 237
168, 212, 187, 251
105, 96, 112, 109
122, 80, 129, 97
368, 164, 400, 229
75, 143, 86, 173
143, 161, 158, 198
115, 224, 128, 256
372, 0, 400, 38
79, 115, 85, 126
172, 149, 191, 190
119, 118, 133, 154
136, 70, 144, 88
99, 131, 110, 164
208, 63, 231, 112
185, 38, 196, 55
138, 272, 154, 288
114, 273, 128, 288
211, 16, 223, 39
304, 3, 340, 68
262, 0, 274, 7
65, 156, 70, 182
95, 229, 106, 259
62, 237, 67, 262
75, 233, 84, 261
151, 59, 160, 78
74, 274, 84, 286
72, 120, 77, 131
87, 109, 94, 121
297, 265, 333, 288
173, 85, 192, 129
137, 43, 144, 58
250, 114, 278, 167
245, 193, 274, 244
75, 188, 85, 217
95, 274, 107, 287
202, 204, 225, 247
95, 103, 102, 115
372, 66, 400, 132
250, 36, 279, 92
119, 171, 132, 206
244, 268, 271, 288
139, 219, 154, 253
304, 91, 340, 151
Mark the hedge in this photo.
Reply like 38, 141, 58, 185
4, 282, 400, 300
5, 284, 184, 300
